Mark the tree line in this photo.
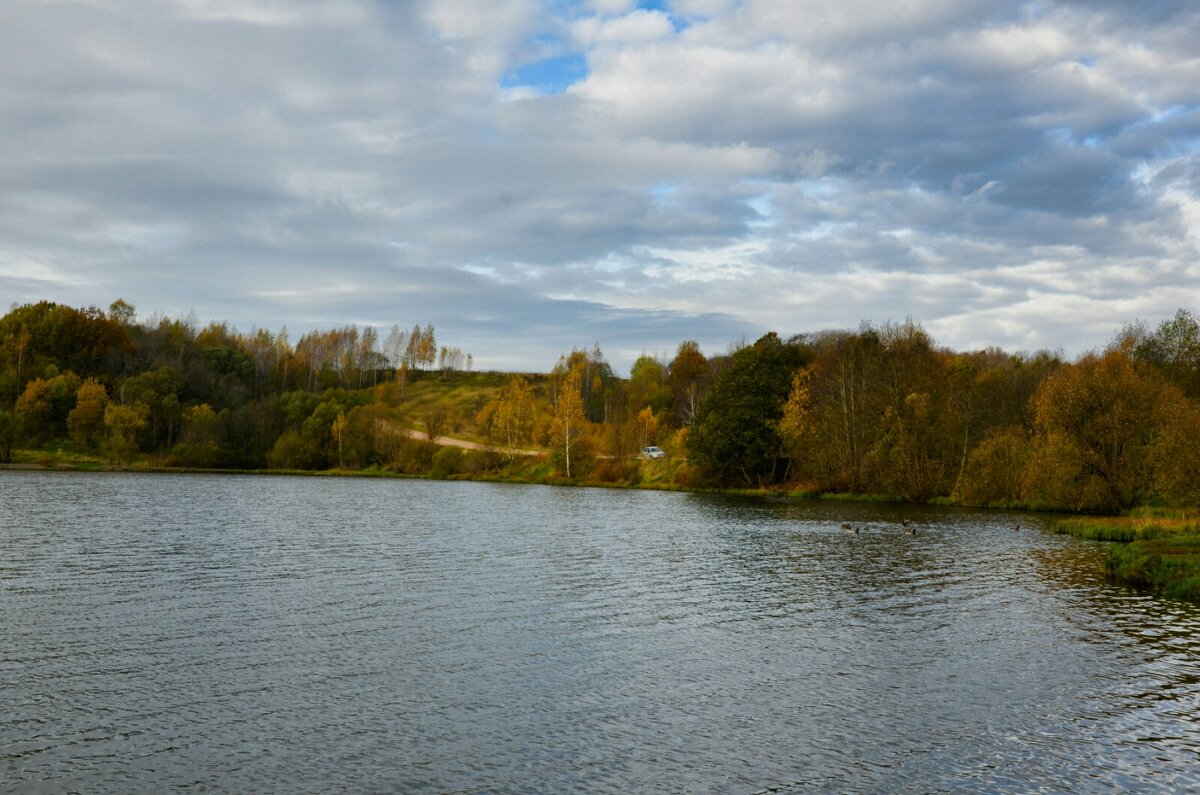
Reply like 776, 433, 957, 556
2, 299, 1199, 514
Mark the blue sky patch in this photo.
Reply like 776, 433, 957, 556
501, 53, 588, 94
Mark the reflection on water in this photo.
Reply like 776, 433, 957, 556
2, 471, 1199, 793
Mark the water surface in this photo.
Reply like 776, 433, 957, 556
2, 471, 1199, 792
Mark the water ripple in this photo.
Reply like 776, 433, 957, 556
2, 471, 1199, 792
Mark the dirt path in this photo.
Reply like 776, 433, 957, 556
394, 425, 545, 457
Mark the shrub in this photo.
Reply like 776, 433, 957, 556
430, 446, 464, 478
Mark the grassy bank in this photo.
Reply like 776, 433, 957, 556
1053, 510, 1200, 602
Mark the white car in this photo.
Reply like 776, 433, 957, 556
640, 446, 666, 459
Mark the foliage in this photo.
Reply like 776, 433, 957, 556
172, 403, 222, 468
430, 445, 464, 478
687, 332, 807, 487
1027, 350, 1174, 513
0, 409, 18, 463
16, 371, 83, 443
954, 426, 1029, 506
477, 375, 537, 461
102, 402, 149, 463
550, 364, 592, 478
6, 297, 1200, 520
67, 378, 109, 448
668, 340, 710, 426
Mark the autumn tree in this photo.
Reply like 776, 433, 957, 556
478, 375, 537, 461
551, 364, 590, 478
331, 412, 348, 468
108, 299, 136, 327
15, 371, 82, 443
864, 321, 960, 502
67, 378, 109, 448
1027, 349, 1170, 512
954, 427, 1030, 506
790, 328, 886, 491
634, 406, 658, 451
102, 402, 149, 463
418, 324, 437, 370
667, 340, 710, 426
1147, 393, 1200, 506
0, 301, 131, 382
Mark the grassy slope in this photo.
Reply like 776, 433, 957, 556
399, 370, 546, 443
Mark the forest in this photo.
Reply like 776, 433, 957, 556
3, 298, 1200, 515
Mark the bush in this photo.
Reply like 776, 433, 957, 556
591, 459, 640, 484
171, 440, 221, 469
267, 430, 319, 469
392, 438, 437, 475
430, 446, 464, 478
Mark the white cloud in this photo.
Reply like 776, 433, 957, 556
1, 0, 1198, 371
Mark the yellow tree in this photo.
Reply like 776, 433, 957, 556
551, 365, 589, 478
478, 375, 536, 461
1029, 349, 1168, 512
635, 406, 658, 451
67, 378, 109, 448
331, 411, 347, 469
778, 366, 814, 448
102, 402, 149, 464
1149, 393, 1200, 505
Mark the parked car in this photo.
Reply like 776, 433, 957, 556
640, 446, 666, 459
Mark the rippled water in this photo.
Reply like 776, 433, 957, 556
3, 471, 1199, 793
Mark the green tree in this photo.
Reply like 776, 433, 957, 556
1125, 308, 1200, 397
626, 356, 672, 417
173, 403, 222, 467
267, 430, 316, 469
120, 367, 183, 448
0, 409, 19, 463
687, 332, 807, 487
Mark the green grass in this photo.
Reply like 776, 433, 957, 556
1052, 516, 1200, 543
1053, 514, 1200, 603
1105, 534, 1200, 602
10, 444, 107, 471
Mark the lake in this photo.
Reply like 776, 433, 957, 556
2, 471, 1199, 792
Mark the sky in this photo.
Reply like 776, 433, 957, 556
2, 0, 1199, 373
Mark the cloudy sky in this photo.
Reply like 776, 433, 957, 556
2, 0, 1199, 371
